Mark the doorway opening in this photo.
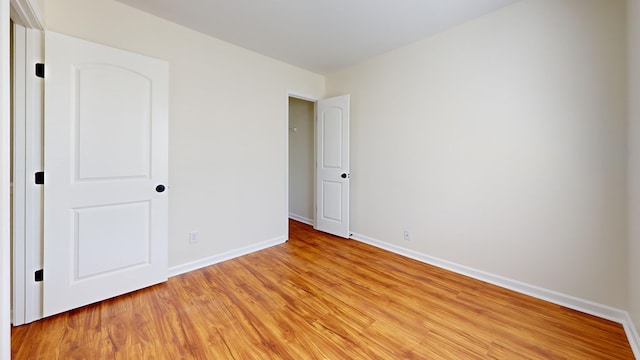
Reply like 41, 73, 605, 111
288, 97, 315, 226
286, 93, 351, 239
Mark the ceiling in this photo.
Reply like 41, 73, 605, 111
114, 0, 522, 75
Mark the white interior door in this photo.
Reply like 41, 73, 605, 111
315, 95, 350, 238
43, 32, 169, 317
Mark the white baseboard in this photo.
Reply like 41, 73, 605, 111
168, 236, 287, 277
623, 314, 640, 359
351, 231, 640, 359
288, 213, 314, 226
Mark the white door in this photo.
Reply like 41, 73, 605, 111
315, 95, 350, 238
43, 32, 169, 317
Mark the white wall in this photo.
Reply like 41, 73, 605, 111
288, 98, 314, 223
44, 0, 325, 268
327, 0, 627, 308
628, 0, 640, 335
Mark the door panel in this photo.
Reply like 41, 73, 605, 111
321, 108, 343, 168
76, 65, 151, 180
321, 181, 342, 221
44, 31, 169, 317
315, 95, 350, 238
75, 201, 150, 279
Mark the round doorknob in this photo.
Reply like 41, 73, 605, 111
341, 173, 348, 179
156, 184, 166, 193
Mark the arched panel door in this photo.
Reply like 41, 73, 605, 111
315, 95, 350, 238
43, 32, 169, 316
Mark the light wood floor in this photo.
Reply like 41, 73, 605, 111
12, 220, 634, 359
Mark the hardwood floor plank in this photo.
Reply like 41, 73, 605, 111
12, 220, 635, 359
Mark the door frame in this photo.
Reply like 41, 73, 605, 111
10, 0, 44, 326
1, 0, 11, 356
11, 22, 43, 325
285, 90, 318, 238
4, 0, 43, 354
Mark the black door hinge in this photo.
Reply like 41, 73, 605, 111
34, 269, 43, 282
35, 63, 45, 78
35, 171, 44, 185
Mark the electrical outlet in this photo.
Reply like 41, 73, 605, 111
403, 229, 410, 241
189, 231, 199, 244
